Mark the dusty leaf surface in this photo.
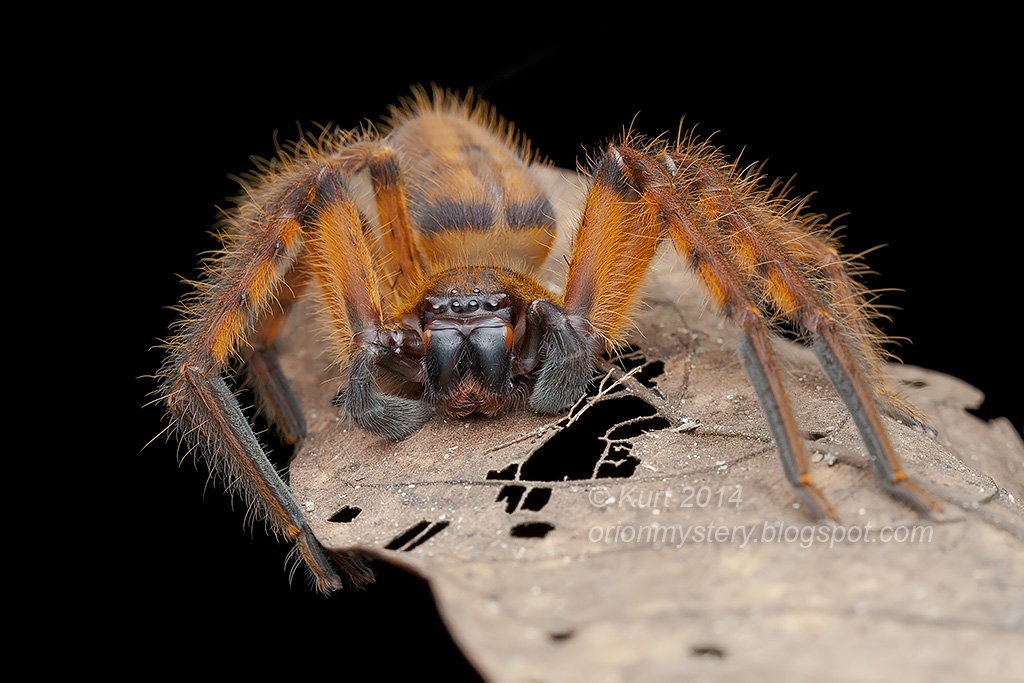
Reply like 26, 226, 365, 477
284, 167, 1023, 682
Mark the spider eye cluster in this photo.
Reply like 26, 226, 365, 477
423, 289, 510, 321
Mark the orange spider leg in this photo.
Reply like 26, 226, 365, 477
560, 146, 832, 519
308, 165, 434, 440
562, 149, 664, 347
367, 148, 423, 302
616, 145, 843, 521
663, 146, 943, 518
162, 165, 388, 592
304, 167, 387, 357
325, 142, 423, 304
766, 206, 933, 433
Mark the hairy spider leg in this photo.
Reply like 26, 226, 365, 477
306, 165, 434, 440
564, 144, 841, 521
161, 158, 413, 591
326, 142, 424, 305
241, 144, 433, 444
761, 206, 932, 434
662, 147, 943, 518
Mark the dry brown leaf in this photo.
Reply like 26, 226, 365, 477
282, 167, 1023, 682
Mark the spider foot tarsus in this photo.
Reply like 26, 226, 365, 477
293, 528, 374, 591
880, 400, 938, 439
166, 371, 362, 592
530, 359, 594, 413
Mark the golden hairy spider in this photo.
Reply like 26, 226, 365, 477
158, 87, 944, 592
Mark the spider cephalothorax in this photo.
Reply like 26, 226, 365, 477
418, 276, 525, 415
157, 87, 943, 592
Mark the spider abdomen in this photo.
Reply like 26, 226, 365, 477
387, 110, 557, 274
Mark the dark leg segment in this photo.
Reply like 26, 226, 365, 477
645, 152, 839, 521
206, 373, 349, 586
813, 326, 944, 517
736, 328, 839, 521
242, 267, 309, 445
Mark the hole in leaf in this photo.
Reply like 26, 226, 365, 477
604, 343, 642, 364
521, 487, 552, 511
496, 486, 551, 513
549, 629, 575, 642
328, 505, 361, 523
486, 463, 519, 480
605, 344, 666, 389
386, 521, 450, 551
404, 521, 449, 551
510, 521, 554, 538
385, 521, 431, 550
520, 395, 666, 482
635, 360, 665, 389
691, 644, 726, 659
496, 485, 526, 513
609, 415, 671, 440
596, 451, 641, 478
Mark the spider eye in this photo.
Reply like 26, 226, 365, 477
484, 294, 508, 312
422, 291, 510, 323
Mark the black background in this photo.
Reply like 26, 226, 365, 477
100, 13, 1017, 678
